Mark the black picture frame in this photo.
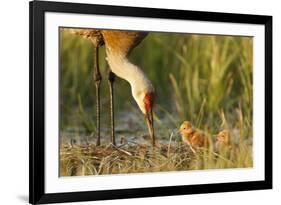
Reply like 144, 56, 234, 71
29, 0, 272, 204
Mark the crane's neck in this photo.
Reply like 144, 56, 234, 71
105, 50, 153, 94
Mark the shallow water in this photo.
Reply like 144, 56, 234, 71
60, 109, 178, 146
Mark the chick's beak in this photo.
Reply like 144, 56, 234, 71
145, 108, 155, 146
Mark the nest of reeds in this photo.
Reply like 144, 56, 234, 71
60, 142, 195, 176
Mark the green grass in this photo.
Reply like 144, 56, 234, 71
59, 29, 253, 175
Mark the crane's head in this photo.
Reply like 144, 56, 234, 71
132, 83, 155, 146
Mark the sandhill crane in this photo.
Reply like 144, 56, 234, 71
67, 28, 155, 146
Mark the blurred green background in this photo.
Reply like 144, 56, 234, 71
60, 29, 252, 142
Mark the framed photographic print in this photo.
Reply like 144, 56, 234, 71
29, 0, 272, 204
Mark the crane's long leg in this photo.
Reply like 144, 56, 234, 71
108, 71, 116, 145
93, 42, 102, 146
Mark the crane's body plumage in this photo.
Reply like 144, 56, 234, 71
68, 28, 147, 55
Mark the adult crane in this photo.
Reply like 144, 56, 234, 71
67, 28, 156, 146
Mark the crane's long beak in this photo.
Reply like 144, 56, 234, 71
145, 108, 155, 146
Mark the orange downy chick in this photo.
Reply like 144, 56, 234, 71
215, 130, 233, 151
178, 121, 205, 149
